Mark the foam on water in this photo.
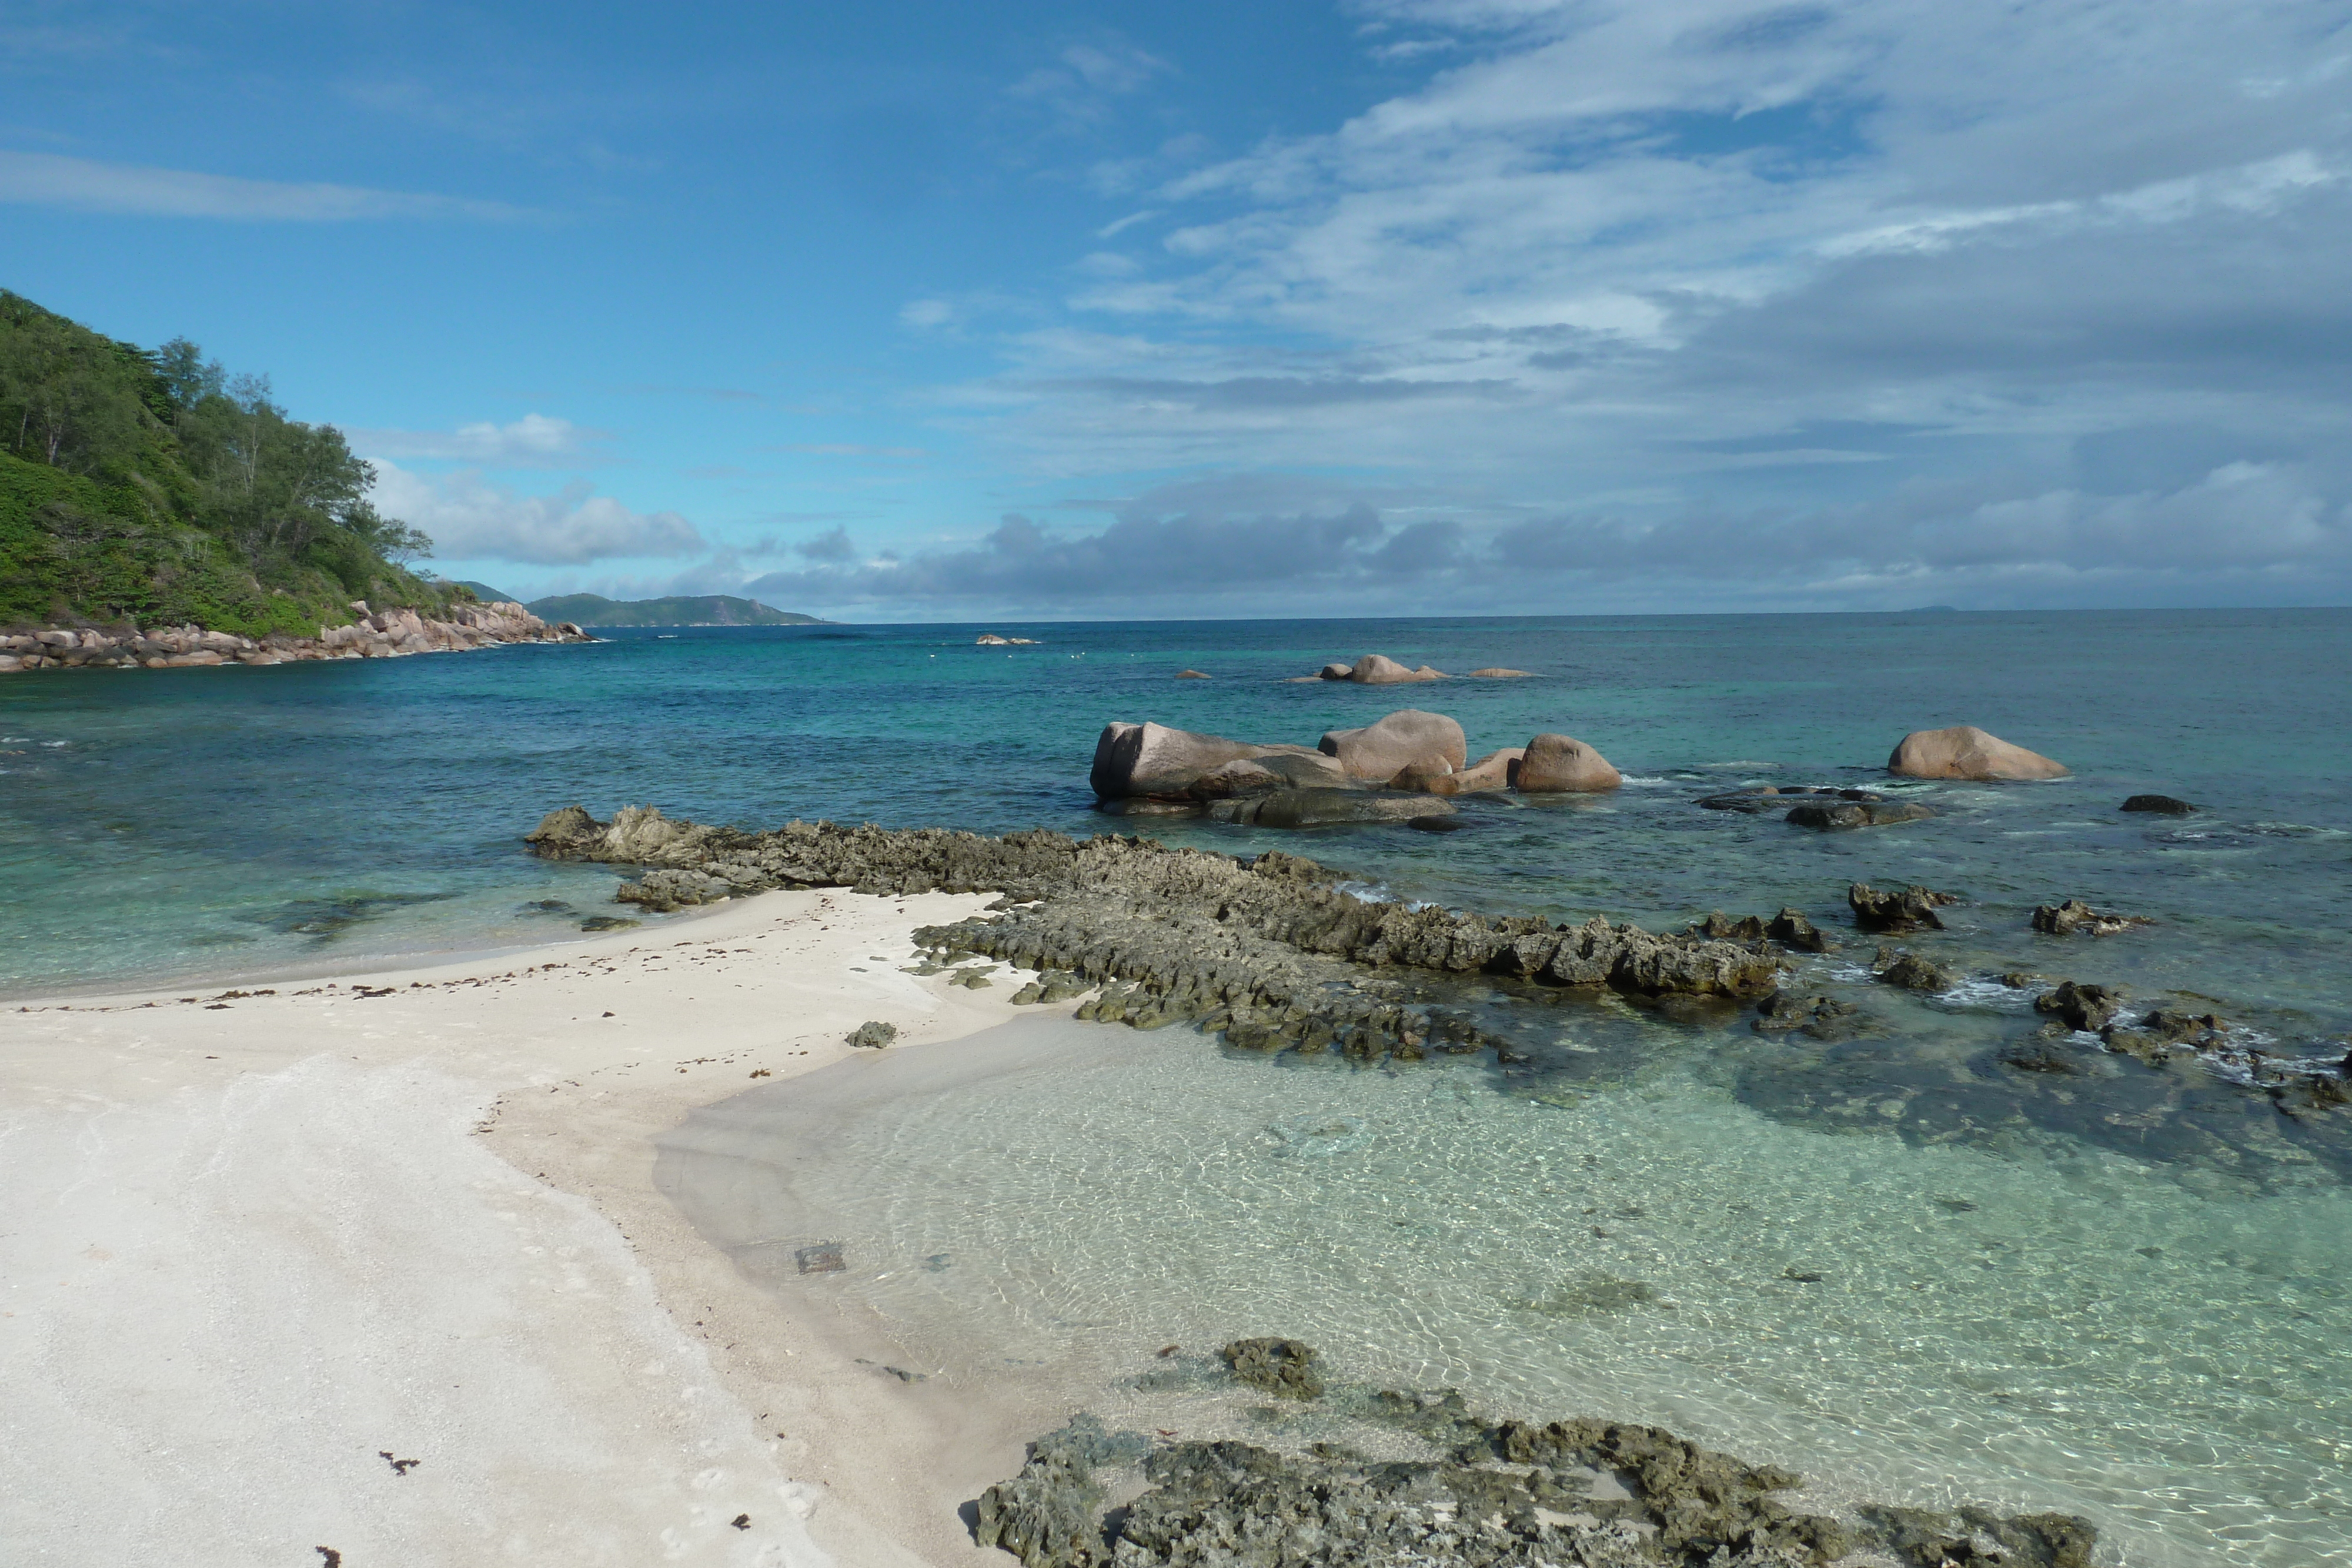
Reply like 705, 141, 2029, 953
663, 1016, 2352, 1567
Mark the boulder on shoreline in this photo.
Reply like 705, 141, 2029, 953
1319, 710, 1468, 779
1514, 733, 1621, 793
1887, 725, 2069, 780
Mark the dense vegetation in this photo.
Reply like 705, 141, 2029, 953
0, 290, 456, 636
525, 593, 820, 626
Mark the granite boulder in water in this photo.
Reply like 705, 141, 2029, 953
1514, 732, 1621, 793
1319, 709, 1468, 779
1887, 726, 2069, 781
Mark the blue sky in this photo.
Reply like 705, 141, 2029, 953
5, 1, 2349, 619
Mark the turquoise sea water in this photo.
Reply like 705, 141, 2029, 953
9, 609, 2352, 1559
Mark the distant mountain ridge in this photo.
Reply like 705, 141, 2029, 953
524, 593, 824, 627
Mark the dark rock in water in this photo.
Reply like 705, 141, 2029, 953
2032, 899, 2151, 936
1407, 814, 1467, 833
1849, 882, 1957, 933
1174, 669, 1210, 679
1692, 908, 1830, 952
1997, 1038, 2084, 1075
1221, 1337, 1324, 1399
1698, 786, 1880, 814
577, 915, 639, 932
2121, 794, 2196, 815
1210, 787, 1451, 828
1874, 948, 1959, 993
2100, 1007, 2227, 1065
1769, 908, 1829, 952
2034, 980, 2124, 1033
1753, 992, 1871, 1041
846, 1019, 897, 1049
793, 1243, 846, 1274
1788, 800, 1935, 830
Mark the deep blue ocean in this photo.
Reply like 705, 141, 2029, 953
9, 608, 2352, 1562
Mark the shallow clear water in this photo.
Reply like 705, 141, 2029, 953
15, 609, 2352, 1559
662, 1015, 2352, 1567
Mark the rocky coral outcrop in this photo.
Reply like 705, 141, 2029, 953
2032, 899, 2150, 936
526, 806, 1783, 1063
1886, 726, 2069, 781
1847, 883, 1956, 934
1698, 787, 1882, 814
975, 1344, 2098, 1568
0, 599, 585, 675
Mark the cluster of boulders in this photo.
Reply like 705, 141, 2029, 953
1285, 654, 1536, 683
1089, 710, 1620, 825
0, 599, 585, 674
974, 1343, 2098, 1568
977, 633, 1039, 646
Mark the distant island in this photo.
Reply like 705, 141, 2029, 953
522, 593, 826, 627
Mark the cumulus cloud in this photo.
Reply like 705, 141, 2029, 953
0, 150, 533, 220
913, 0, 2352, 609
370, 462, 704, 566
349, 414, 605, 465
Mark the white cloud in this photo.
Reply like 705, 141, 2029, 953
349, 414, 604, 465
0, 149, 533, 220
370, 463, 704, 566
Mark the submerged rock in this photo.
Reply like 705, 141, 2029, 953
2120, 793, 2196, 814
1699, 786, 1881, 814
1847, 883, 1957, 934
1874, 948, 1959, 993
1209, 787, 1451, 828
1221, 1337, 1324, 1399
2034, 980, 2126, 1033
2032, 899, 2151, 936
1887, 726, 2069, 781
1786, 800, 1935, 830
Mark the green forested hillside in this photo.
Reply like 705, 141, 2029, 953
0, 290, 456, 636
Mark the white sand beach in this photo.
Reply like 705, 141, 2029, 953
1, 887, 1037, 1568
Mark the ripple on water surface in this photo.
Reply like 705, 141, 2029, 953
662, 1015, 2352, 1568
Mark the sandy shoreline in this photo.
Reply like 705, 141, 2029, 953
1, 885, 1040, 1567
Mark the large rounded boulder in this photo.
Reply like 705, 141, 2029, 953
1887, 726, 2069, 781
1514, 733, 1621, 793
1346, 653, 1446, 684
1393, 746, 1522, 796
1318, 710, 1468, 780
1090, 721, 1325, 800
